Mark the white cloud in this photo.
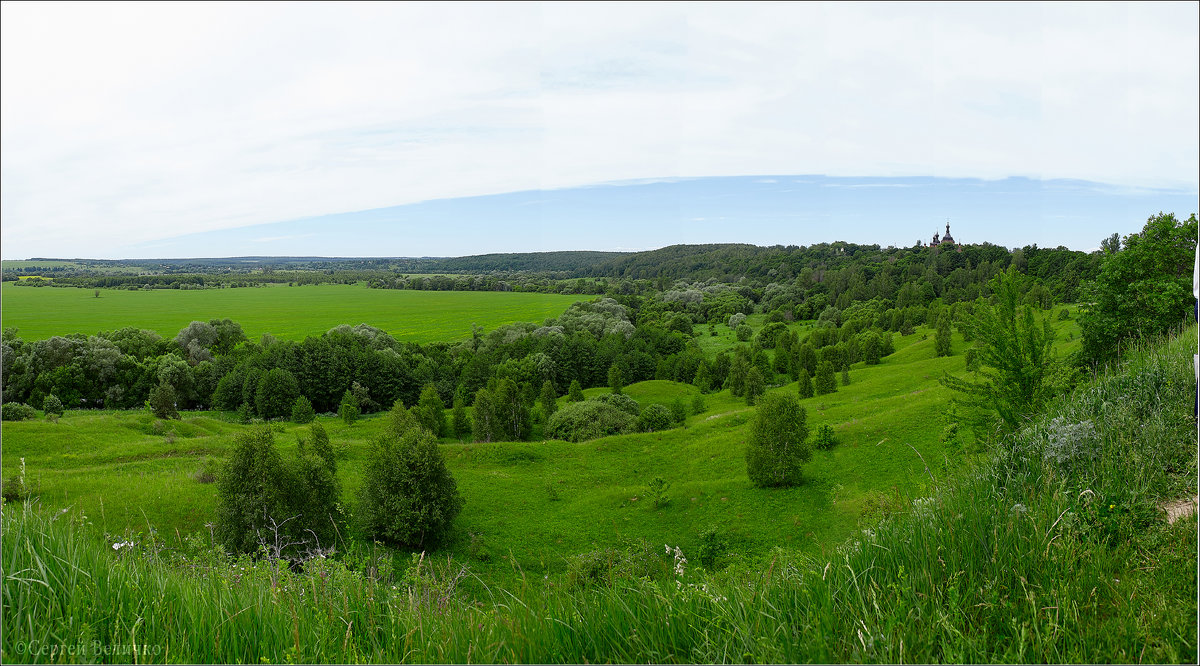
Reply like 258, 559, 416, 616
2, 1, 1196, 258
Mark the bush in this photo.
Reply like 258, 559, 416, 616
697, 524, 727, 569
291, 395, 316, 424
669, 397, 688, 425
745, 392, 811, 487
813, 423, 838, 450
215, 427, 341, 558
566, 539, 667, 590
735, 323, 753, 342
148, 382, 179, 420
545, 400, 637, 442
638, 404, 673, 432
338, 390, 360, 425
567, 379, 585, 402
589, 392, 640, 415
608, 363, 624, 394
192, 457, 220, 483
691, 393, 707, 416
644, 477, 670, 508
413, 384, 446, 437
2, 458, 31, 502
744, 367, 765, 405
41, 393, 64, 416
309, 421, 336, 474
1, 402, 36, 421
357, 427, 464, 548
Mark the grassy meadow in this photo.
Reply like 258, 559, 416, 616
0, 312, 1081, 589
0, 282, 582, 343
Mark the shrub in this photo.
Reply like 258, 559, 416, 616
545, 400, 637, 442
1058, 308, 1071, 320
638, 404, 673, 432
413, 384, 446, 437
814, 361, 837, 395
215, 427, 340, 558
608, 363, 624, 394
697, 524, 727, 569
735, 323, 753, 342
192, 457, 219, 483
148, 382, 179, 420
567, 379, 585, 402
589, 392, 640, 415
814, 423, 838, 450
798, 368, 814, 399
727, 312, 747, 329
387, 399, 419, 437
235, 401, 253, 424
691, 393, 707, 416
745, 392, 811, 487
539, 380, 558, 419
669, 397, 688, 425
338, 390, 359, 425
2, 458, 31, 502
644, 477, 670, 508
309, 421, 336, 474
744, 366, 765, 405
1, 402, 36, 421
357, 427, 464, 548
41, 394, 64, 416
291, 395, 315, 424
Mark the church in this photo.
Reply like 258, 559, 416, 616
930, 222, 957, 248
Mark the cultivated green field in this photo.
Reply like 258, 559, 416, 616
0, 316, 1068, 587
0, 282, 582, 343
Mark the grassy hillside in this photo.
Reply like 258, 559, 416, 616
3, 326, 1192, 664
0, 315, 1033, 588
0, 282, 581, 343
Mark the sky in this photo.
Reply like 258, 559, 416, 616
2, 1, 1197, 259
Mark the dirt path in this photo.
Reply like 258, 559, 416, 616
1161, 496, 1198, 524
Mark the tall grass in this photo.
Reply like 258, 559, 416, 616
3, 328, 1195, 664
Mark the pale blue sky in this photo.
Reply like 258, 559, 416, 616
2, 2, 1197, 259
120, 175, 1197, 257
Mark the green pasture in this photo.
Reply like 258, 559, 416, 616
0, 282, 582, 343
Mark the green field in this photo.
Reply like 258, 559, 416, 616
0, 282, 583, 343
0, 317, 1027, 586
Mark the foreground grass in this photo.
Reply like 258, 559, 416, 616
3, 327, 1194, 664
0, 282, 581, 343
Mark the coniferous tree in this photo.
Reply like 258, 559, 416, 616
934, 313, 953, 357
567, 379, 585, 402
744, 366, 765, 406
608, 363, 624, 395
814, 361, 837, 395
798, 368, 814, 399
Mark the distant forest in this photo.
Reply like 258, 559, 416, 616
6, 241, 1098, 305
